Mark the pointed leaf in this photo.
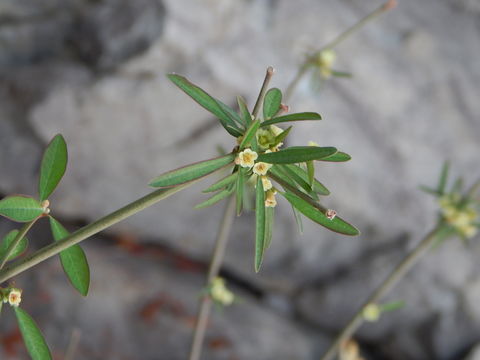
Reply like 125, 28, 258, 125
0, 196, 44, 222
263, 88, 282, 119
149, 154, 235, 188
38, 134, 68, 201
331, 70, 353, 78
281, 192, 359, 236
255, 177, 266, 272
237, 96, 252, 126
216, 99, 244, 129
307, 161, 314, 187
319, 151, 351, 162
167, 74, 242, 137
236, 169, 245, 215
194, 188, 234, 209
258, 146, 337, 164
50, 217, 90, 296
203, 173, 238, 193
261, 112, 322, 126
239, 120, 261, 149
284, 164, 330, 195
291, 205, 304, 234
277, 165, 317, 200
15, 307, 53, 360
272, 126, 292, 148
264, 207, 275, 249
0, 230, 28, 261
438, 161, 449, 195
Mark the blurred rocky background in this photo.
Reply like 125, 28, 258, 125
1, 0, 480, 359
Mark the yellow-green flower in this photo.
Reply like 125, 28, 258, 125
236, 149, 258, 168
7, 288, 22, 307
210, 277, 234, 306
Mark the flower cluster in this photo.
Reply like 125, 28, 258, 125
209, 277, 235, 306
439, 194, 478, 238
1, 287, 22, 307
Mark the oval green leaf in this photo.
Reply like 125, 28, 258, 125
319, 151, 351, 162
167, 74, 242, 137
0, 196, 44, 222
0, 230, 28, 261
15, 307, 53, 360
263, 88, 282, 119
149, 154, 235, 188
261, 112, 322, 127
38, 134, 68, 201
255, 176, 266, 272
257, 146, 337, 164
50, 217, 90, 296
281, 192, 359, 236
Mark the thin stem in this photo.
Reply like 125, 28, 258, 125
284, 63, 310, 103
321, 0, 396, 51
252, 66, 275, 118
64, 328, 81, 360
0, 219, 39, 270
188, 195, 236, 360
0, 181, 196, 284
319, 227, 439, 360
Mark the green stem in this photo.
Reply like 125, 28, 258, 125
319, 227, 439, 360
0, 182, 195, 284
0, 219, 39, 270
252, 66, 275, 118
188, 196, 236, 360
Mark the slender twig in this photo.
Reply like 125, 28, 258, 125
0, 181, 197, 284
284, 0, 396, 102
319, 227, 439, 360
188, 196, 236, 360
0, 219, 39, 270
252, 66, 275, 118
64, 328, 81, 360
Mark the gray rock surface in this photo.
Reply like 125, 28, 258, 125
1, 0, 480, 359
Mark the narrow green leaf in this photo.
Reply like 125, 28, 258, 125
255, 177, 266, 272
203, 173, 238, 193
263, 88, 282, 119
167, 74, 242, 137
438, 161, 450, 195
380, 301, 405, 313
15, 307, 53, 360
264, 207, 275, 249
149, 154, 235, 188
216, 99, 244, 130
235, 170, 245, 216
307, 161, 314, 187
49, 217, 90, 296
319, 151, 351, 162
237, 96, 252, 126
38, 134, 68, 201
419, 185, 440, 196
272, 126, 292, 148
0, 230, 28, 261
291, 205, 304, 234
0, 196, 44, 222
261, 112, 322, 127
331, 70, 353, 78
258, 146, 337, 164
240, 120, 261, 149
281, 192, 359, 236
194, 188, 234, 209
278, 165, 317, 199
284, 164, 330, 195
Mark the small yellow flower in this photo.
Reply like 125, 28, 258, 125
261, 176, 272, 191
8, 288, 22, 307
253, 162, 272, 176
317, 49, 337, 79
265, 190, 277, 208
237, 149, 258, 168
308, 140, 319, 147
362, 303, 381, 322
210, 277, 234, 306
41, 200, 50, 215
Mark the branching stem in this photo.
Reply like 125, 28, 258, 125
252, 66, 275, 118
0, 219, 39, 270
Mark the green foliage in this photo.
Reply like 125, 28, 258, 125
261, 112, 322, 126
255, 177, 266, 272
195, 188, 234, 209
49, 217, 90, 296
15, 307, 52, 360
258, 146, 337, 164
203, 173, 238, 193
320, 151, 352, 162
0, 196, 45, 222
0, 230, 28, 261
240, 120, 261, 150
38, 134, 68, 201
263, 88, 282, 119
149, 154, 235, 188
